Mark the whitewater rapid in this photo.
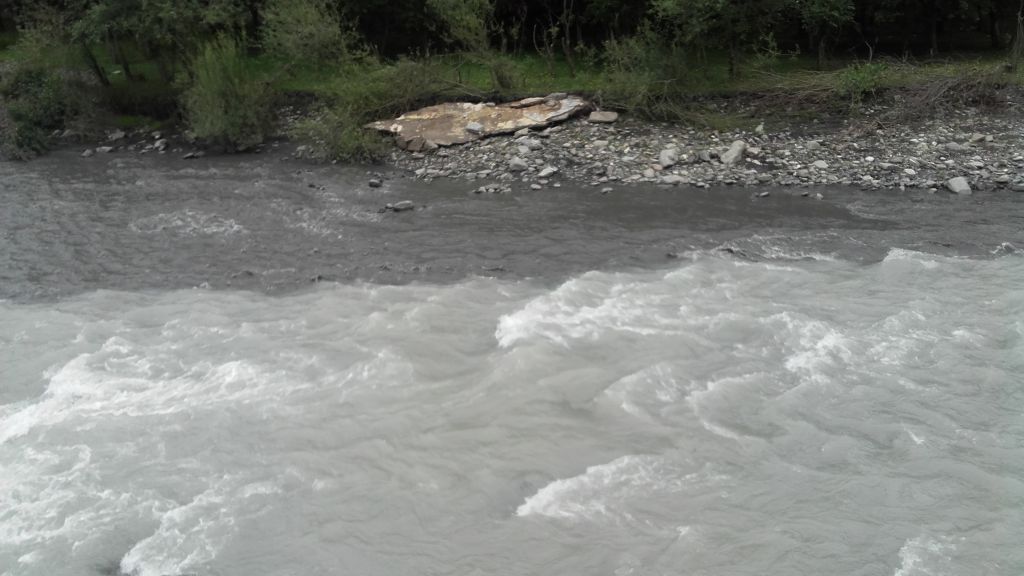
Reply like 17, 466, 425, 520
2, 246, 1021, 576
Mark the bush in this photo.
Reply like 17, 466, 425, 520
291, 58, 450, 162
292, 105, 390, 163
182, 36, 274, 151
835, 62, 888, 106
600, 28, 690, 118
0, 65, 77, 159
261, 0, 362, 64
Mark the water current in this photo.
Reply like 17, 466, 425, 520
1, 152, 1022, 576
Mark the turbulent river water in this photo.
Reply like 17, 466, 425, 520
1, 152, 1023, 576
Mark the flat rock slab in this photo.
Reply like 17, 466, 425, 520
367, 96, 591, 150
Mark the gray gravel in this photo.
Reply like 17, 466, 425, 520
386, 106, 1024, 194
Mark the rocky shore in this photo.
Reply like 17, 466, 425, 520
382, 104, 1024, 196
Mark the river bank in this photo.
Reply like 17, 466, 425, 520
62, 95, 1024, 197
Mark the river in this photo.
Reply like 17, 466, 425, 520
1, 151, 1022, 576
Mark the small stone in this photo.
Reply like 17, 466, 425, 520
757, 191, 771, 198
465, 122, 484, 135
661, 175, 686, 185
107, 130, 126, 142
154, 139, 169, 152
720, 141, 747, 166
945, 142, 968, 152
81, 149, 95, 158
387, 201, 416, 212
368, 178, 383, 188
530, 183, 542, 190
182, 150, 204, 159
659, 148, 679, 169
946, 176, 972, 195
522, 138, 543, 151
806, 140, 822, 150
508, 157, 529, 172
969, 133, 985, 143
538, 166, 559, 178
643, 168, 656, 179
812, 160, 829, 170
1011, 180, 1024, 192
96, 146, 114, 154
904, 168, 917, 176
600, 187, 614, 194
588, 111, 619, 124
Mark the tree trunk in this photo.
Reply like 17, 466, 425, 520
817, 36, 826, 70
928, 1, 939, 57
990, 10, 1002, 50
82, 45, 111, 87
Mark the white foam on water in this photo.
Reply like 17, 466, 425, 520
130, 209, 245, 236
495, 274, 673, 348
119, 477, 281, 576
893, 535, 956, 576
516, 455, 701, 522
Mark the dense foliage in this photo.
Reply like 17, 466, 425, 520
0, 0, 1021, 158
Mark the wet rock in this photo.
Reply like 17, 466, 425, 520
538, 166, 559, 178
1011, 180, 1024, 192
107, 130, 126, 142
721, 141, 747, 166
588, 111, 619, 124
945, 142, 969, 152
96, 146, 114, 154
806, 140, 822, 150
600, 186, 614, 194
81, 149, 95, 158
368, 178, 383, 188
812, 160, 829, 170
384, 201, 416, 212
154, 139, 169, 152
946, 176, 972, 195
475, 183, 512, 194
183, 151, 205, 159
661, 175, 686, 185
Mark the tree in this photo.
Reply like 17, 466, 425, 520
794, 0, 855, 68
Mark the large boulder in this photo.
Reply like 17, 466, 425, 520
368, 96, 591, 150
946, 176, 972, 195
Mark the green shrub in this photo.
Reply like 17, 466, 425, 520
835, 62, 888, 106
0, 65, 77, 159
182, 36, 274, 151
261, 0, 362, 64
292, 105, 390, 163
600, 28, 689, 118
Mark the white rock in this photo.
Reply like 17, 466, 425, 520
720, 141, 747, 166
508, 157, 528, 172
96, 146, 114, 154
946, 176, 972, 195
904, 168, 917, 176
806, 140, 822, 150
81, 149, 95, 158
812, 160, 829, 170
659, 148, 679, 169
588, 111, 619, 124
661, 175, 686, 185
465, 122, 484, 134
538, 166, 559, 178
522, 138, 543, 151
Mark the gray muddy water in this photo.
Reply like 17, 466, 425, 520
1, 152, 1023, 576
